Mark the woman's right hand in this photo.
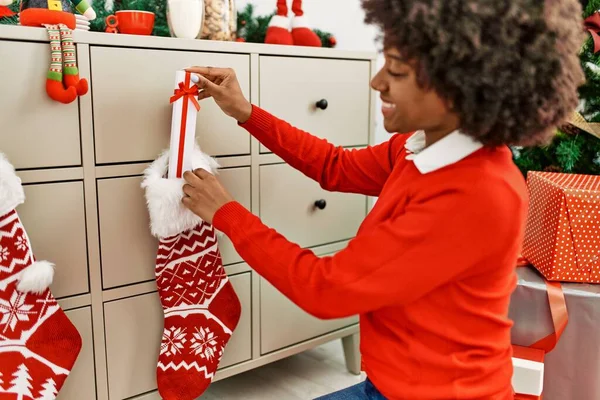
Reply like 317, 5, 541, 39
185, 66, 253, 123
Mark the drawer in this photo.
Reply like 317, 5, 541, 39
97, 176, 157, 289
104, 272, 252, 400
259, 163, 366, 248
216, 167, 251, 265
259, 56, 370, 152
57, 307, 96, 400
0, 41, 81, 170
98, 167, 250, 289
17, 182, 89, 298
260, 250, 358, 354
90, 47, 251, 164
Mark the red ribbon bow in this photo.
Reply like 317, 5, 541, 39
585, 12, 600, 54
170, 81, 200, 111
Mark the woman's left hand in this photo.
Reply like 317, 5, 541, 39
182, 169, 234, 224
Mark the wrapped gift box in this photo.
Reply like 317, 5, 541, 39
522, 172, 600, 283
509, 266, 600, 399
168, 70, 200, 179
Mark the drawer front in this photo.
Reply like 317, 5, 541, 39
58, 307, 96, 400
216, 167, 251, 265
0, 41, 81, 170
98, 168, 250, 289
259, 163, 366, 248
91, 47, 251, 164
104, 273, 252, 400
259, 56, 370, 152
97, 176, 157, 289
260, 250, 358, 354
18, 182, 89, 298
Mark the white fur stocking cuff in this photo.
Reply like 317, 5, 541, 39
141, 144, 220, 239
0, 152, 25, 217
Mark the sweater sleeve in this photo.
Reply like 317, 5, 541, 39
239, 105, 402, 196
212, 180, 511, 319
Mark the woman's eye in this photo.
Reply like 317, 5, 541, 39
387, 70, 408, 78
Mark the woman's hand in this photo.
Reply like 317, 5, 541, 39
185, 66, 252, 123
182, 169, 234, 225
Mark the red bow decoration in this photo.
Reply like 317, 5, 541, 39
585, 12, 600, 54
170, 81, 200, 111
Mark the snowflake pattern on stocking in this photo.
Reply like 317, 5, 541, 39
156, 223, 234, 379
190, 327, 219, 361
161, 327, 187, 357
0, 292, 36, 334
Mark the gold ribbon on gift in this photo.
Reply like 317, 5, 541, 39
569, 111, 600, 140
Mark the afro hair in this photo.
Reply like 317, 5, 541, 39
362, 0, 586, 146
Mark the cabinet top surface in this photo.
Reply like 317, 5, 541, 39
0, 25, 377, 61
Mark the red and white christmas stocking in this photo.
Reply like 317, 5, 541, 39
0, 153, 82, 400
142, 145, 242, 400
291, 0, 321, 47
265, 0, 293, 45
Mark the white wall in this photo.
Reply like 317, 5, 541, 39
236, 0, 388, 144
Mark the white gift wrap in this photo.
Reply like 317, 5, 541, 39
168, 70, 199, 179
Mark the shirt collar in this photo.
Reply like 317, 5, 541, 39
404, 130, 484, 174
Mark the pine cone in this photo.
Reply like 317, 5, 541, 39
543, 165, 563, 173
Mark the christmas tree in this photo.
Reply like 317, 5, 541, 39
512, 0, 600, 176
7, 364, 34, 400
36, 378, 58, 400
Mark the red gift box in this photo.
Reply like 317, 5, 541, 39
522, 172, 600, 283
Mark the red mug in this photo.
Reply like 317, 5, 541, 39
105, 10, 155, 35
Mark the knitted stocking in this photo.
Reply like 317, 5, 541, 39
265, 0, 293, 45
43, 24, 77, 104
59, 24, 88, 97
142, 146, 241, 400
291, 0, 321, 47
0, 153, 82, 400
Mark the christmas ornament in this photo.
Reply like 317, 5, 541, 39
19, 0, 96, 104
265, 0, 320, 47
584, 11, 600, 53
0, 152, 82, 400
141, 145, 241, 399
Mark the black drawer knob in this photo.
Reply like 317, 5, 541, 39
314, 199, 327, 210
316, 99, 328, 110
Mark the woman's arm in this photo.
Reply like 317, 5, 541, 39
186, 66, 400, 196
241, 105, 401, 196
209, 177, 514, 319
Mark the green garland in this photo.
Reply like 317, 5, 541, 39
236, 3, 336, 48
512, 1, 600, 176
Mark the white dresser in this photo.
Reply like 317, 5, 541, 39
0, 25, 377, 400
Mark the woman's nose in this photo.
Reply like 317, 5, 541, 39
370, 69, 388, 93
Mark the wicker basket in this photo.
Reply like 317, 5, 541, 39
570, 111, 600, 139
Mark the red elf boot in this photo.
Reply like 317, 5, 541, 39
265, 0, 293, 45
291, 0, 321, 47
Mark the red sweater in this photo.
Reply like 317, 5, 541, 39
213, 106, 528, 399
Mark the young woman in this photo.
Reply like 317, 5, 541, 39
182, 0, 584, 398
